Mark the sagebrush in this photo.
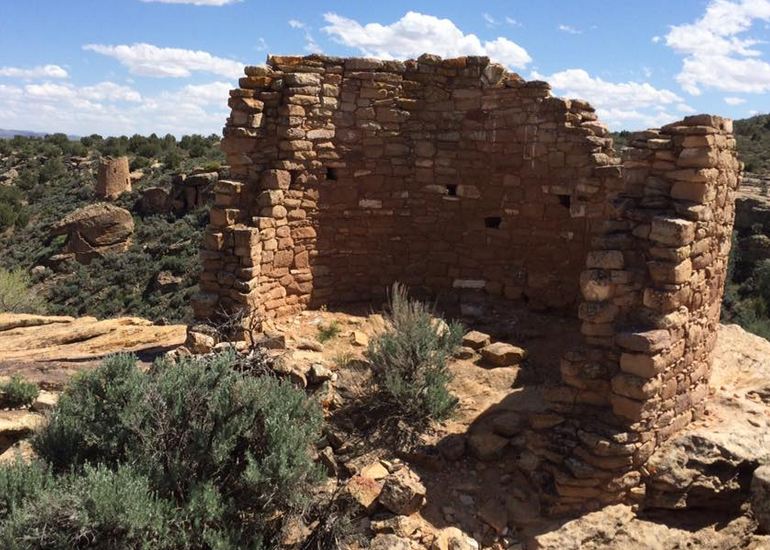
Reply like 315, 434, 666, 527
0, 269, 46, 314
12, 351, 324, 548
366, 283, 462, 425
0, 376, 39, 409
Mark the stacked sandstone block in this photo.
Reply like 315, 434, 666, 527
531, 115, 740, 514
96, 156, 131, 199
193, 54, 621, 322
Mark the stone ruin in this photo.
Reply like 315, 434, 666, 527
96, 156, 131, 199
192, 53, 742, 514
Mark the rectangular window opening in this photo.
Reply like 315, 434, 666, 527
446, 184, 458, 196
326, 167, 338, 181
484, 216, 502, 229
558, 194, 571, 208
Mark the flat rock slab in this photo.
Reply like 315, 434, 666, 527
480, 342, 527, 368
0, 314, 186, 363
462, 330, 491, 350
0, 410, 44, 437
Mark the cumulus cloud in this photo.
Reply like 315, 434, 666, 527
725, 96, 748, 104
83, 43, 243, 79
664, 0, 770, 95
0, 64, 68, 79
140, 0, 240, 5
533, 68, 688, 130
322, 11, 531, 69
0, 80, 229, 136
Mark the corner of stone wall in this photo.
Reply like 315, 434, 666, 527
530, 114, 741, 515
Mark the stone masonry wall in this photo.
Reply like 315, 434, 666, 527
96, 156, 131, 199
530, 115, 741, 514
192, 54, 741, 516
193, 54, 621, 322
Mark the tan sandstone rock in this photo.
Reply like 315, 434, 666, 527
51, 203, 134, 264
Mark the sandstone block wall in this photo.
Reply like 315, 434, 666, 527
193, 54, 621, 321
96, 156, 131, 199
193, 54, 741, 515
530, 115, 741, 514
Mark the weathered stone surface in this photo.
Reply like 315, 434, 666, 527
431, 527, 479, 550
467, 430, 508, 460
139, 187, 170, 214
370, 534, 411, 550
529, 503, 758, 549
462, 330, 491, 350
96, 156, 131, 199
378, 468, 426, 515
480, 342, 527, 368
0, 313, 185, 363
344, 475, 383, 513
51, 203, 134, 264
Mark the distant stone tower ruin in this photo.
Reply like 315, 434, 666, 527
96, 156, 131, 199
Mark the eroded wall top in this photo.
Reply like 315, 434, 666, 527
194, 54, 622, 321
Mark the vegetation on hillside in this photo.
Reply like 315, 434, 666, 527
735, 113, 770, 174
0, 133, 223, 323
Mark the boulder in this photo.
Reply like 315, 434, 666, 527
370, 534, 411, 550
467, 430, 508, 460
154, 271, 183, 291
480, 342, 527, 367
751, 464, 770, 533
379, 468, 427, 515
462, 330, 491, 350
343, 474, 383, 513
139, 187, 170, 214
185, 325, 217, 354
51, 203, 134, 264
645, 324, 770, 511
431, 527, 479, 550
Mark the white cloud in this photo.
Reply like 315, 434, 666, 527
665, 0, 770, 95
483, 13, 499, 27
724, 96, 748, 104
505, 17, 522, 27
533, 68, 688, 130
83, 42, 243, 79
140, 0, 240, 5
0, 79, 229, 136
0, 64, 68, 79
558, 24, 582, 34
287, 20, 322, 53
322, 11, 532, 69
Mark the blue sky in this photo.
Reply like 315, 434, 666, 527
0, 0, 768, 136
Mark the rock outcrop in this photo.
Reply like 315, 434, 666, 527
643, 323, 770, 511
0, 313, 185, 364
51, 203, 134, 263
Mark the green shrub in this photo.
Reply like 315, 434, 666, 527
0, 376, 39, 409
0, 464, 177, 549
317, 320, 342, 342
33, 353, 145, 470
32, 351, 323, 546
0, 269, 46, 314
366, 283, 462, 424
0, 460, 53, 521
